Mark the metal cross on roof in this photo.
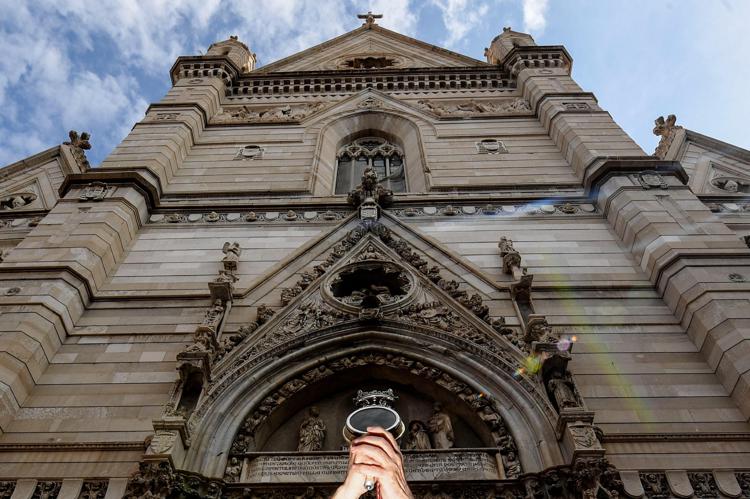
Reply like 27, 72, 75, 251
357, 11, 382, 26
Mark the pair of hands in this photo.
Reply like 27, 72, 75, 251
332, 427, 413, 499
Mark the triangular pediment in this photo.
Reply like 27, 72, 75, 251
256, 25, 487, 73
213, 217, 528, 384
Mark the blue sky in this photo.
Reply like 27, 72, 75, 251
1, 0, 748, 166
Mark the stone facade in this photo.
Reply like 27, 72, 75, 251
0, 15, 749, 499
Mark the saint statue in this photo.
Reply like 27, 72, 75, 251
547, 374, 580, 410
403, 420, 432, 450
297, 406, 326, 452
428, 402, 454, 449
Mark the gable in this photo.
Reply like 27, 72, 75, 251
256, 25, 487, 73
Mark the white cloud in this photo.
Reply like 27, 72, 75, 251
522, 0, 548, 33
367, 0, 418, 36
431, 0, 489, 48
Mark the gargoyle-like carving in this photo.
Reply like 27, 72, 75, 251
524, 315, 556, 344
652, 114, 682, 159
347, 166, 394, 207
417, 98, 530, 117
63, 130, 92, 169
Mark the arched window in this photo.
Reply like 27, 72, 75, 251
334, 137, 406, 194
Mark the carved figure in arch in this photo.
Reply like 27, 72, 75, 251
297, 406, 326, 452
503, 451, 522, 479
546, 373, 580, 411
403, 420, 432, 450
428, 402, 454, 449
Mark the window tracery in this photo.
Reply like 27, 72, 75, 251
334, 137, 406, 194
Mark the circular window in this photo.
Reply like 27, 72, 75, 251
324, 260, 415, 313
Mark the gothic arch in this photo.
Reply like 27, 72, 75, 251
306, 95, 434, 195
183, 325, 563, 479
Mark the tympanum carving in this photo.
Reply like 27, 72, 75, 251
226, 353, 521, 479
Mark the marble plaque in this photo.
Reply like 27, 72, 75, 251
242, 451, 499, 483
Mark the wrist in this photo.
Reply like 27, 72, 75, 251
332, 479, 362, 499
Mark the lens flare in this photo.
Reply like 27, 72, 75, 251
523, 354, 543, 375
557, 337, 572, 351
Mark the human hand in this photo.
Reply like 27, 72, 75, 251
332, 426, 413, 499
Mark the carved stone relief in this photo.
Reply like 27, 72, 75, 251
0, 482, 13, 499
688, 472, 720, 498
636, 170, 668, 190
194, 222, 557, 440
711, 176, 750, 193
233, 145, 264, 160
226, 352, 521, 480
78, 480, 108, 499
63, 130, 92, 169
475, 139, 508, 154
417, 98, 531, 117
31, 481, 61, 499
214, 103, 325, 124
640, 472, 670, 499
78, 181, 109, 202
0, 192, 37, 210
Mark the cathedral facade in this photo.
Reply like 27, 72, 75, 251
0, 15, 749, 499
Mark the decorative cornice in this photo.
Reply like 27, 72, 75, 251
0, 441, 145, 452
601, 432, 750, 443
147, 209, 351, 225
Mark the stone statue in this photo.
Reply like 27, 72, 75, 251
428, 402, 454, 449
297, 406, 326, 451
222, 241, 241, 271
547, 374, 580, 410
403, 420, 432, 450
504, 451, 522, 478
201, 299, 225, 331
